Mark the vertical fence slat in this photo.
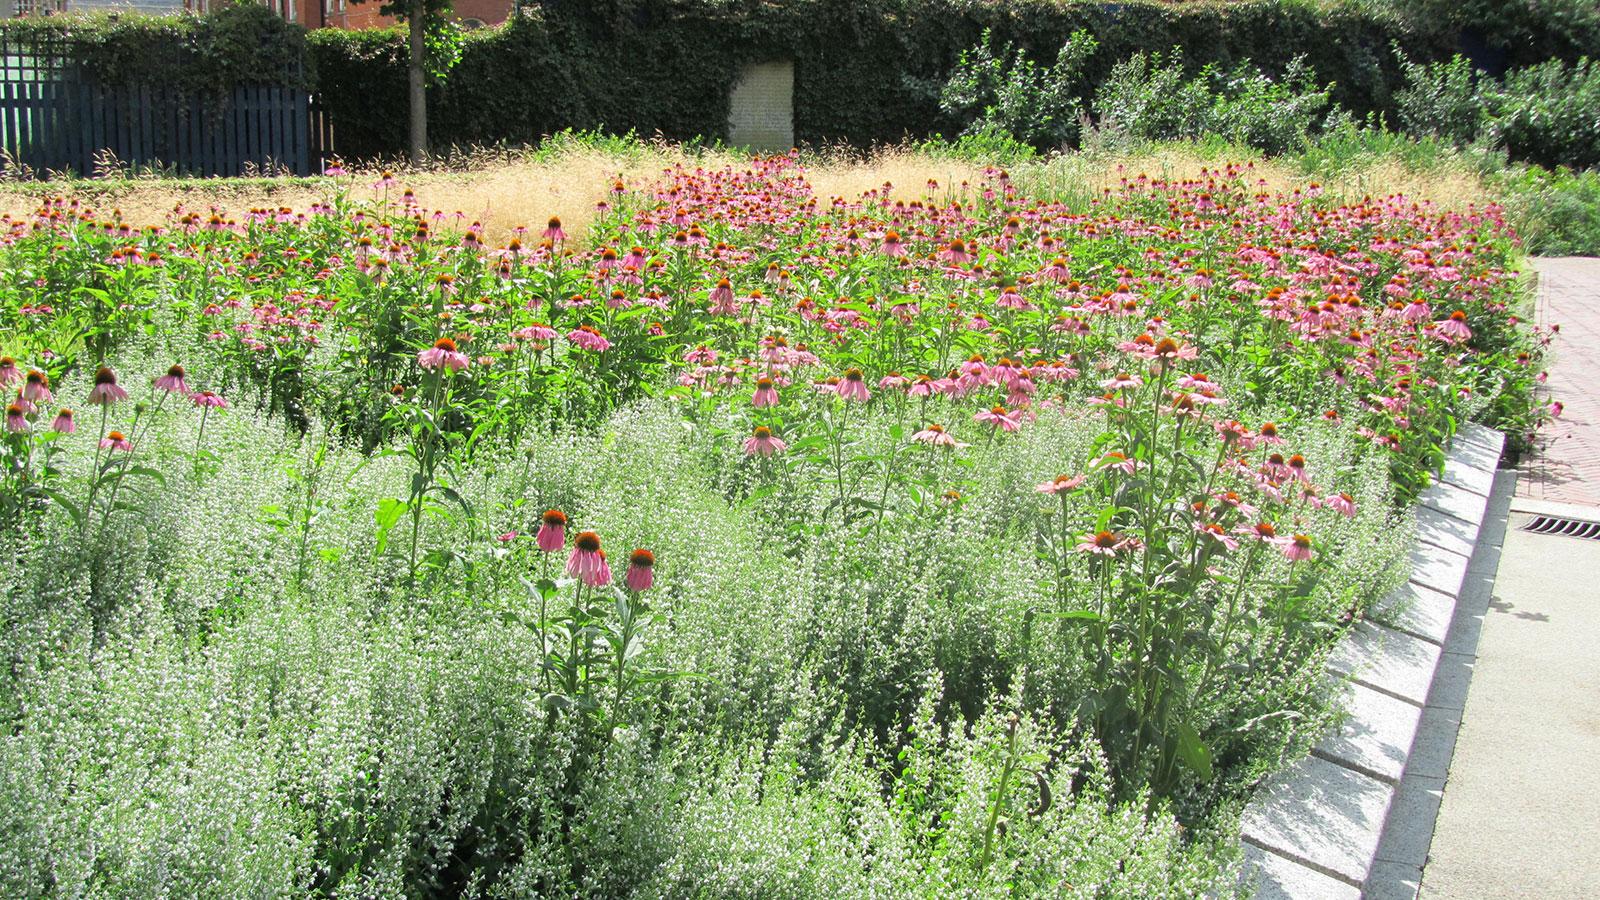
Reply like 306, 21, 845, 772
293, 88, 309, 176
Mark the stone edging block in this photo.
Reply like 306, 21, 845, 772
1237, 426, 1506, 896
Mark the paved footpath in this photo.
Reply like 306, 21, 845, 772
1412, 257, 1600, 899
1514, 258, 1600, 504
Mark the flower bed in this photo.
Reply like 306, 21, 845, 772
0, 155, 1551, 897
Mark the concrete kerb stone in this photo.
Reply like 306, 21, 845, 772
1237, 427, 1505, 897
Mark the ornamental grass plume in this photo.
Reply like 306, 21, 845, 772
537, 510, 567, 553
567, 531, 611, 587
626, 549, 654, 592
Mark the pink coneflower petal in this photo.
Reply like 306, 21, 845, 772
537, 510, 567, 553
626, 548, 654, 592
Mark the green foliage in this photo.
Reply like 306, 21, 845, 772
1395, 52, 1600, 170
1373, 0, 1600, 68
1492, 58, 1600, 170
1496, 165, 1600, 256
1092, 50, 1333, 155
1395, 52, 1486, 147
0, 4, 308, 94
934, 28, 1097, 151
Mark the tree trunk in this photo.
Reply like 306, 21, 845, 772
407, 0, 427, 166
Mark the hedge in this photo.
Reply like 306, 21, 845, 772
4, 0, 1596, 161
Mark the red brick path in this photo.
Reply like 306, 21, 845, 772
1515, 257, 1600, 506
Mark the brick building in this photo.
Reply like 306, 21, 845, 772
41, 0, 514, 30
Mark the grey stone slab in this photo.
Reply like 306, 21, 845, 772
1421, 650, 1476, 713
1240, 754, 1395, 885
1328, 622, 1443, 706
1418, 480, 1491, 528
1415, 504, 1479, 559
1455, 422, 1505, 454
1405, 541, 1470, 602
1447, 435, 1504, 474
1403, 705, 1463, 780
1373, 774, 1446, 866
1238, 843, 1362, 900
1371, 580, 1458, 645
1363, 860, 1423, 900
1440, 455, 1495, 496
1315, 681, 1423, 784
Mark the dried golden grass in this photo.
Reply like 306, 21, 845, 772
0, 141, 1494, 245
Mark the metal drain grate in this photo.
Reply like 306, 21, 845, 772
1521, 515, 1600, 540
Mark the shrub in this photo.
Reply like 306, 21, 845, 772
934, 28, 1098, 151
1092, 50, 1332, 155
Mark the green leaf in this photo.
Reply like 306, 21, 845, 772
1175, 722, 1213, 781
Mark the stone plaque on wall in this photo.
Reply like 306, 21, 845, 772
728, 60, 794, 153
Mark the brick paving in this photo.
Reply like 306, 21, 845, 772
1513, 257, 1600, 507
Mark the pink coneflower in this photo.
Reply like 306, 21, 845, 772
418, 337, 470, 372
883, 229, 905, 257
1285, 454, 1310, 483
537, 510, 567, 552
1434, 310, 1473, 342
567, 326, 612, 352
1215, 490, 1258, 517
1036, 474, 1085, 494
708, 278, 739, 315
99, 430, 132, 451
1236, 521, 1279, 542
836, 369, 870, 402
1095, 451, 1137, 475
542, 216, 567, 242
1100, 372, 1143, 392
22, 370, 51, 403
626, 548, 654, 591
87, 367, 129, 405
191, 391, 228, 409
974, 405, 1020, 433
939, 239, 973, 265
1282, 534, 1314, 562
878, 372, 910, 391
912, 424, 967, 448
1256, 422, 1286, 445
1176, 372, 1219, 391
744, 426, 787, 457
1326, 492, 1358, 517
1077, 530, 1140, 557
154, 364, 190, 394
752, 377, 779, 407
4, 403, 26, 434
566, 532, 612, 587
0, 357, 18, 385
50, 408, 74, 434
1194, 522, 1240, 550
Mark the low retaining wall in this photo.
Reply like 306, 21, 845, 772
1238, 421, 1507, 898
